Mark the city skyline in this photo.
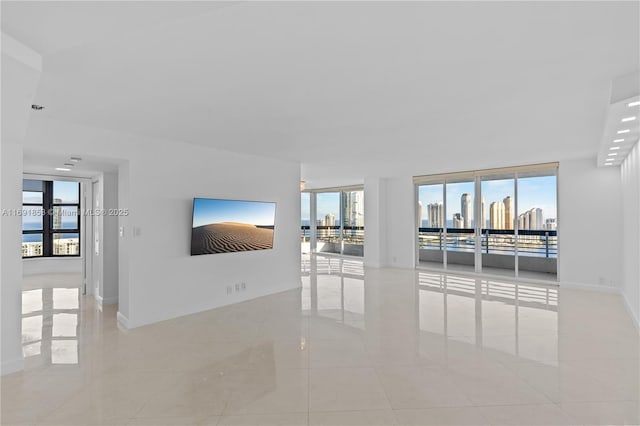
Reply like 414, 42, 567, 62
418, 175, 557, 228
305, 191, 364, 226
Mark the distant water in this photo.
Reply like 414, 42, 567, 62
22, 221, 78, 242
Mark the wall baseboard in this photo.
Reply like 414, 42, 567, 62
116, 311, 129, 330
559, 281, 620, 293
622, 290, 640, 334
1, 357, 24, 376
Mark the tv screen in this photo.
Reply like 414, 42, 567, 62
191, 198, 276, 256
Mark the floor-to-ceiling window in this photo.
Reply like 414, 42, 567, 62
415, 164, 558, 280
303, 186, 364, 257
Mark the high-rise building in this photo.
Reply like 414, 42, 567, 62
417, 201, 423, 227
461, 193, 472, 228
427, 202, 443, 228
53, 237, 79, 255
343, 191, 364, 227
545, 218, 557, 230
490, 201, 505, 229
481, 196, 486, 230
503, 196, 513, 230
22, 241, 43, 257
518, 213, 526, 230
528, 208, 543, 230
517, 208, 544, 230
53, 198, 63, 239
452, 213, 464, 228
324, 213, 335, 227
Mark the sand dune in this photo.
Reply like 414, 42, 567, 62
191, 223, 274, 255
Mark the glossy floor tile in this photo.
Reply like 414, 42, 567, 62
1, 256, 639, 425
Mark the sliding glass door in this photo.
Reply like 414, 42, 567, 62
415, 164, 558, 280
480, 174, 516, 277
305, 187, 365, 257
516, 170, 558, 279
316, 192, 341, 254
445, 178, 476, 272
418, 183, 444, 264
341, 190, 364, 256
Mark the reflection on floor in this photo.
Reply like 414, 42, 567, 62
2, 257, 638, 425
418, 260, 558, 283
21, 273, 83, 370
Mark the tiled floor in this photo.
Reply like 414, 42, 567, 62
2, 255, 639, 425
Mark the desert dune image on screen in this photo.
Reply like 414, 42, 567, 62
191, 198, 276, 255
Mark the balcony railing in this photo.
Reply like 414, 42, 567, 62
300, 225, 365, 245
418, 227, 557, 258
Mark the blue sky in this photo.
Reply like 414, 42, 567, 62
192, 198, 276, 228
315, 192, 340, 219
418, 176, 557, 226
53, 181, 80, 203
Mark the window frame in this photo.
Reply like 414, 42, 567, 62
22, 179, 81, 259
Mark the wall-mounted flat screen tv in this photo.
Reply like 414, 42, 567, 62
191, 198, 276, 256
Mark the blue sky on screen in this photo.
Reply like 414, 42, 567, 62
192, 199, 276, 228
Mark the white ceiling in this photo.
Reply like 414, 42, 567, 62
22, 150, 121, 179
3, 1, 639, 188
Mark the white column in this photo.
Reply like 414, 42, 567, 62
364, 177, 387, 268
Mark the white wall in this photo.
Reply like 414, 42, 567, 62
621, 142, 640, 327
23, 116, 301, 328
558, 158, 622, 288
23, 258, 82, 276
1, 36, 42, 375
1, 140, 25, 375
373, 159, 623, 291
118, 162, 131, 323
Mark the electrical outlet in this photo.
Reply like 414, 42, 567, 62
226, 285, 232, 295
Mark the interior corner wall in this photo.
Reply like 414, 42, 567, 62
621, 142, 640, 328
1, 140, 24, 375
23, 117, 301, 328
558, 158, 623, 289
117, 163, 131, 324
100, 172, 119, 305
363, 177, 388, 268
